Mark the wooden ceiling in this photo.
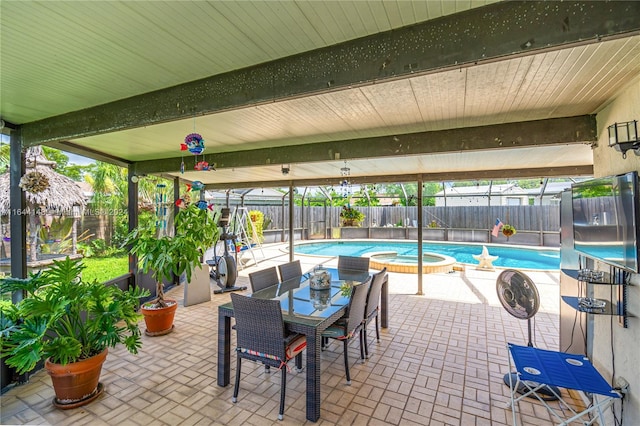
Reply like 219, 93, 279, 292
2, 1, 640, 188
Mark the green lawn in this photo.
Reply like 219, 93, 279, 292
81, 255, 129, 283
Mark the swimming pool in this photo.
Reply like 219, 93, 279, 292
294, 240, 560, 270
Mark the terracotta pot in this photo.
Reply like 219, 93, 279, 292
141, 299, 178, 336
45, 348, 107, 409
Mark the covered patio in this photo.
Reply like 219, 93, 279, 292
2, 1, 639, 424
1, 243, 569, 425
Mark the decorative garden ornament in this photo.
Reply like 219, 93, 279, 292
181, 133, 205, 155
473, 245, 499, 270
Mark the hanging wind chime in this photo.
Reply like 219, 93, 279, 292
155, 183, 168, 235
340, 161, 351, 198
181, 132, 206, 171
176, 119, 216, 210
180, 117, 214, 172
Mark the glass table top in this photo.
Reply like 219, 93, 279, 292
245, 268, 370, 322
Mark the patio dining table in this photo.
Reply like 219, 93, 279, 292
217, 267, 388, 422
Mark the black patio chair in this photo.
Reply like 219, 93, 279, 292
230, 293, 306, 420
248, 266, 279, 293
363, 267, 387, 358
321, 277, 371, 385
278, 260, 302, 282
337, 255, 370, 272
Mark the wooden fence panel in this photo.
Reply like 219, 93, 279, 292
227, 204, 561, 232
78, 203, 561, 247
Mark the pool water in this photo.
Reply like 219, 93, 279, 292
294, 240, 560, 270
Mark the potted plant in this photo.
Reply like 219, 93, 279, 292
0, 257, 147, 409
502, 224, 517, 238
339, 205, 365, 227
124, 203, 219, 335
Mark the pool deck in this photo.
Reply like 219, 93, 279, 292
1, 242, 578, 426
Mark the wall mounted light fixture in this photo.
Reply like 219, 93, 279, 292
608, 120, 639, 159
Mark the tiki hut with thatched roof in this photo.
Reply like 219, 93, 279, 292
0, 146, 86, 262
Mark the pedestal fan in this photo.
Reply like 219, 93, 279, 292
497, 269, 559, 400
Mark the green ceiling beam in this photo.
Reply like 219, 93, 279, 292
132, 115, 596, 175
203, 165, 595, 190
21, 1, 639, 147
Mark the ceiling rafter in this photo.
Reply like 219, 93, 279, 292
131, 115, 597, 175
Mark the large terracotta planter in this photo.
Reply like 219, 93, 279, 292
45, 348, 107, 409
141, 299, 178, 336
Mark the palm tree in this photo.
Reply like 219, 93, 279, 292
84, 163, 126, 242
84, 162, 174, 244
0, 140, 8, 171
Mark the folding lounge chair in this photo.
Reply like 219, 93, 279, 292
507, 343, 621, 426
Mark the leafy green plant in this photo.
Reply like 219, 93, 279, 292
0, 257, 148, 374
124, 204, 219, 307
340, 282, 352, 297
339, 205, 365, 226
79, 238, 126, 258
112, 210, 155, 248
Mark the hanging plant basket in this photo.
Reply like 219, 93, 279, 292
502, 224, 516, 237
339, 206, 365, 227
19, 171, 50, 193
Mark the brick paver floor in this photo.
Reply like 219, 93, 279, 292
1, 242, 580, 425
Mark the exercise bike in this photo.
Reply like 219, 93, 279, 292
208, 208, 247, 294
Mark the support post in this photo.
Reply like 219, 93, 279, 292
417, 177, 424, 296
289, 184, 294, 260
127, 168, 139, 289
9, 128, 27, 285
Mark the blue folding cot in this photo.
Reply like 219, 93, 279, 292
507, 343, 621, 425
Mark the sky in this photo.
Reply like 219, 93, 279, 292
65, 152, 95, 166
1, 134, 94, 166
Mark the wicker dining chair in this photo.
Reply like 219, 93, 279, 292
248, 266, 279, 293
278, 260, 302, 282
230, 293, 306, 420
337, 255, 370, 272
363, 267, 387, 358
321, 277, 371, 385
